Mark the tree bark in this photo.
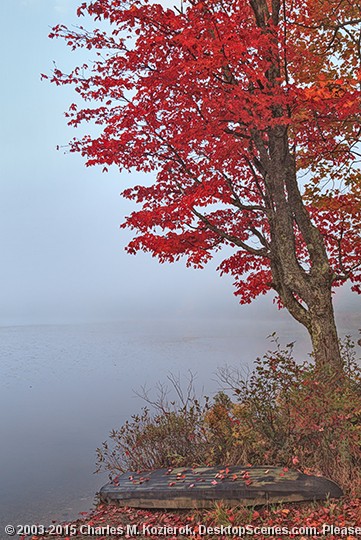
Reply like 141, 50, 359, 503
246, 0, 345, 379
266, 151, 344, 378
270, 250, 344, 379
308, 293, 344, 377
250, 121, 344, 379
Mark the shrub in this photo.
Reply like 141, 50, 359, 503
96, 336, 361, 495
96, 373, 213, 474
218, 335, 361, 495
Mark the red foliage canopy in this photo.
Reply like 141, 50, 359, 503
48, 0, 361, 305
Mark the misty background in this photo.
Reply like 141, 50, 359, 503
0, 0, 359, 331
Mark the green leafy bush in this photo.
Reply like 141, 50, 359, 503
96, 402, 211, 474
96, 373, 214, 474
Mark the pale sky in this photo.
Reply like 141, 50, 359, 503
0, 1, 359, 329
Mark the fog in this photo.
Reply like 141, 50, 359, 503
0, 1, 360, 332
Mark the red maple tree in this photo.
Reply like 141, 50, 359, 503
48, 0, 361, 377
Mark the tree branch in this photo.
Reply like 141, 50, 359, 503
191, 207, 270, 257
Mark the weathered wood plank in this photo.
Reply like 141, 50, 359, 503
99, 466, 343, 509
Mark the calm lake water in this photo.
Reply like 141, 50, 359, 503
0, 316, 359, 529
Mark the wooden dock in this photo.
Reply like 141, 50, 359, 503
99, 466, 343, 509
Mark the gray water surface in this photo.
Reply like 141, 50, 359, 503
0, 316, 359, 529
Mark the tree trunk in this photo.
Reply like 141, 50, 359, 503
308, 293, 344, 379
272, 263, 344, 380
248, 0, 345, 381
262, 140, 345, 380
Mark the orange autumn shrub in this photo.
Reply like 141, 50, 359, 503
215, 337, 361, 495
